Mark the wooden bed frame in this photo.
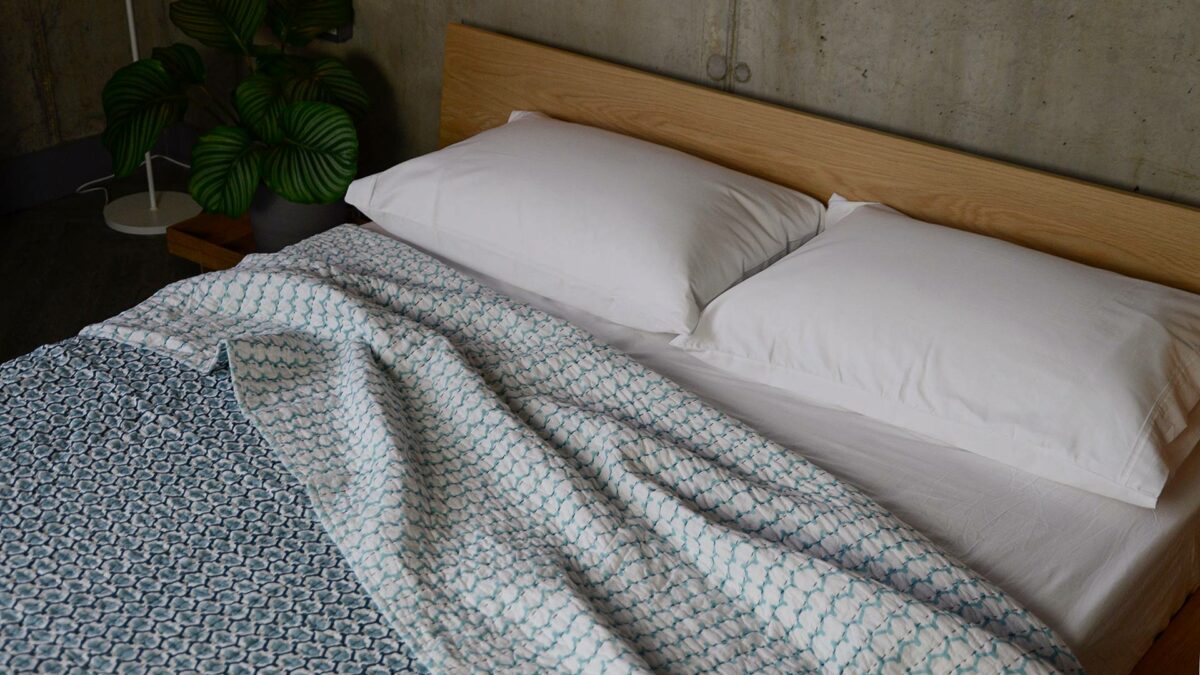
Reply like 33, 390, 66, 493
438, 23, 1200, 673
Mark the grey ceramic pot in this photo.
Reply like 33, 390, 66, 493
248, 186, 347, 253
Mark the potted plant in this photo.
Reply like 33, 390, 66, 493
101, 0, 368, 252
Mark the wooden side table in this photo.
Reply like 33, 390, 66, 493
166, 213, 256, 271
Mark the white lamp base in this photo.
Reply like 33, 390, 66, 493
103, 191, 202, 236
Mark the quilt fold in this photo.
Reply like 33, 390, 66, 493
84, 226, 1079, 674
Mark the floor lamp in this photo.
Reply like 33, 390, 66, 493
103, 0, 201, 236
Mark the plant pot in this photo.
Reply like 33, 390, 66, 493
248, 187, 347, 253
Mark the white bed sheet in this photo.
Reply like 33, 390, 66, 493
360, 223, 1200, 675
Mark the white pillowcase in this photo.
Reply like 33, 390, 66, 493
673, 197, 1200, 506
346, 111, 825, 334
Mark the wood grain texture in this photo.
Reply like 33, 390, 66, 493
166, 213, 255, 271
1131, 591, 1200, 675
440, 23, 1200, 295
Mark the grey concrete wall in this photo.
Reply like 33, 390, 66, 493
317, 0, 1200, 205
0, 0, 174, 160
5, 1, 1197, 206
311, 0, 732, 174
730, 1, 1200, 204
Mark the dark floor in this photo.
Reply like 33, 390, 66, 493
0, 167, 199, 362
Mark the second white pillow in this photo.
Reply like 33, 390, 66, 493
673, 200, 1200, 507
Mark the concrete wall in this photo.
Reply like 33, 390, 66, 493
0, 0, 174, 160
310, 1, 732, 175
4, 1, 1198, 205
316, 0, 1200, 205
730, 1, 1200, 204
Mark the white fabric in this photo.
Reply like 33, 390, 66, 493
345, 111, 824, 334
672, 201, 1200, 507
364, 221, 1200, 675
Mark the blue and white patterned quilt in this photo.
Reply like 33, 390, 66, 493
75, 225, 1078, 673
0, 336, 417, 673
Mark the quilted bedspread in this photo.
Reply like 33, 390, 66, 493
80, 225, 1080, 673
0, 336, 418, 673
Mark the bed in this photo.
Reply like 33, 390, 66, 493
436, 24, 1200, 673
2, 23, 1198, 674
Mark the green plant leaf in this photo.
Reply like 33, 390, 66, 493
281, 57, 369, 118
255, 55, 369, 117
266, 0, 352, 47
239, 56, 368, 141
263, 101, 357, 204
102, 60, 189, 176
188, 126, 264, 217
169, 0, 267, 54
151, 43, 206, 84
234, 73, 287, 143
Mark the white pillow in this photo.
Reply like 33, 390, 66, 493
672, 198, 1200, 507
345, 111, 824, 333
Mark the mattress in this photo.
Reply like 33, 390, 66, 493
361, 223, 1200, 675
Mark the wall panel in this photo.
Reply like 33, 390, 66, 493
4, 0, 1198, 207
1, 0, 58, 159
731, 0, 1200, 204
317, 0, 731, 171
1, 0, 178, 161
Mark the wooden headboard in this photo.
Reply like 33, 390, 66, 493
439, 23, 1200, 294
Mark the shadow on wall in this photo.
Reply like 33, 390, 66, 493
342, 53, 405, 175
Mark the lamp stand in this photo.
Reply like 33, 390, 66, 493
105, 0, 200, 236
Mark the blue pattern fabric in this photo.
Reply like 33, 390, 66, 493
0, 337, 418, 673
79, 225, 1081, 673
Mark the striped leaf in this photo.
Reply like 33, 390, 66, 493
169, 0, 267, 54
152, 43, 206, 85
263, 101, 357, 204
266, 0, 353, 47
188, 126, 264, 217
102, 60, 188, 177
234, 73, 287, 143
255, 55, 369, 118
281, 57, 369, 118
